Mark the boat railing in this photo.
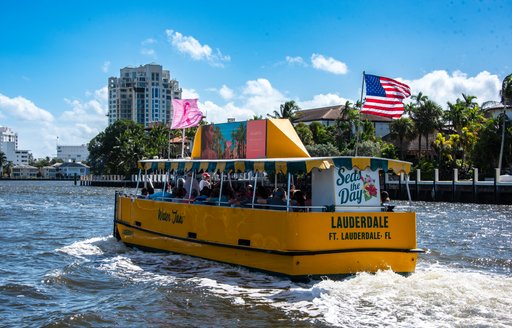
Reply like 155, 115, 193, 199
121, 193, 395, 213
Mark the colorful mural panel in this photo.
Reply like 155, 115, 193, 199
200, 122, 247, 159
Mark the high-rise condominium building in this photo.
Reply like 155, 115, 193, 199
0, 126, 31, 165
108, 64, 182, 127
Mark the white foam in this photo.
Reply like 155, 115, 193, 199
181, 265, 512, 327
98, 254, 177, 286
57, 237, 107, 259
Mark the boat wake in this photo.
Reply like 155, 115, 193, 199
58, 236, 512, 327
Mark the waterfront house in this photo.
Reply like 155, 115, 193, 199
40, 166, 57, 179
294, 105, 393, 138
12, 164, 38, 179
55, 162, 90, 178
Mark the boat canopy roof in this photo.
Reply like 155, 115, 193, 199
138, 156, 411, 175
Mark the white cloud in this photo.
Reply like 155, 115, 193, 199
0, 93, 54, 122
403, 70, 501, 108
299, 93, 351, 109
141, 48, 156, 57
0, 87, 108, 158
142, 38, 156, 45
57, 86, 108, 149
102, 61, 111, 73
219, 85, 234, 100
165, 29, 230, 67
200, 100, 255, 124
141, 38, 157, 58
286, 56, 307, 66
311, 53, 348, 75
182, 88, 200, 99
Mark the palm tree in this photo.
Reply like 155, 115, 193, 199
411, 92, 428, 105
410, 99, 444, 158
390, 117, 416, 160
267, 100, 301, 121
498, 73, 512, 173
462, 93, 478, 109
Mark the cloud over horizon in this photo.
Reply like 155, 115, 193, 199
165, 29, 230, 67
1, 70, 501, 158
311, 54, 348, 75
404, 70, 501, 107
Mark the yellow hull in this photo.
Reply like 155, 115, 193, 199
115, 195, 420, 278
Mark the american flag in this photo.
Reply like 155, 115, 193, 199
361, 74, 411, 119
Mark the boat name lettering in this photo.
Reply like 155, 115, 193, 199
158, 209, 171, 222
328, 231, 392, 240
336, 167, 362, 185
171, 210, 184, 224
157, 209, 184, 224
330, 216, 388, 229
338, 188, 362, 205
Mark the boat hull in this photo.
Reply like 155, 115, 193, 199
115, 195, 420, 278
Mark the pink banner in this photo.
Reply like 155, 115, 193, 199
246, 120, 266, 158
171, 99, 203, 129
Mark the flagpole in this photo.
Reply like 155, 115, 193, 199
167, 125, 171, 161
355, 71, 365, 156
181, 128, 185, 158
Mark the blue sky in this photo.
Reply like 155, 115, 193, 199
1, 0, 511, 158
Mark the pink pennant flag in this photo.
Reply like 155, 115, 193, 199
171, 99, 203, 129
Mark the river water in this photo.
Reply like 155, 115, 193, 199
0, 180, 510, 327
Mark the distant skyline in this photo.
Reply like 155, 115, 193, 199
0, 1, 511, 158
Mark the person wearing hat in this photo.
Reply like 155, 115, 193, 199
199, 172, 211, 191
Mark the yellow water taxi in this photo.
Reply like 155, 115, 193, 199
114, 119, 422, 279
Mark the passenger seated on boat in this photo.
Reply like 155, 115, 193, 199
254, 186, 269, 208
236, 186, 250, 206
291, 190, 306, 212
206, 185, 220, 204
267, 187, 287, 210
149, 190, 172, 201
380, 191, 394, 212
183, 189, 198, 203
289, 184, 297, 198
381, 191, 390, 204
246, 184, 254, 199
199, 172, 211, 191
139, 187, 149, 198
194, 186, 211, 203
184, 172, 200, 196
171, 178, 187, 199
228, 187, 239, 207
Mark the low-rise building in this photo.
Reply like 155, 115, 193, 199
294, 105, 393, 138
40, 166, 57, 179
12, 164, 38, 179
55, 162, 90, 177
57, 144, 89, 162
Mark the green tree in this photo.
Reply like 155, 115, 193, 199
390, 117, 416, 160
146, 123, 173, 159
501, 74, 512, 105
309, 122, 334, 145
409, 99, 444, 158
267, 100, 300, 121
472, 117, 506, 176
334, 103, 359, 152
498, 73, 512, 172
31, 156, 52, 168
88, 120, 146, 176
294, 122, 314, 146
306, 143, 341, 157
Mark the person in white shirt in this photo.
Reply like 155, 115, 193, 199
199, 172, 211, 192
